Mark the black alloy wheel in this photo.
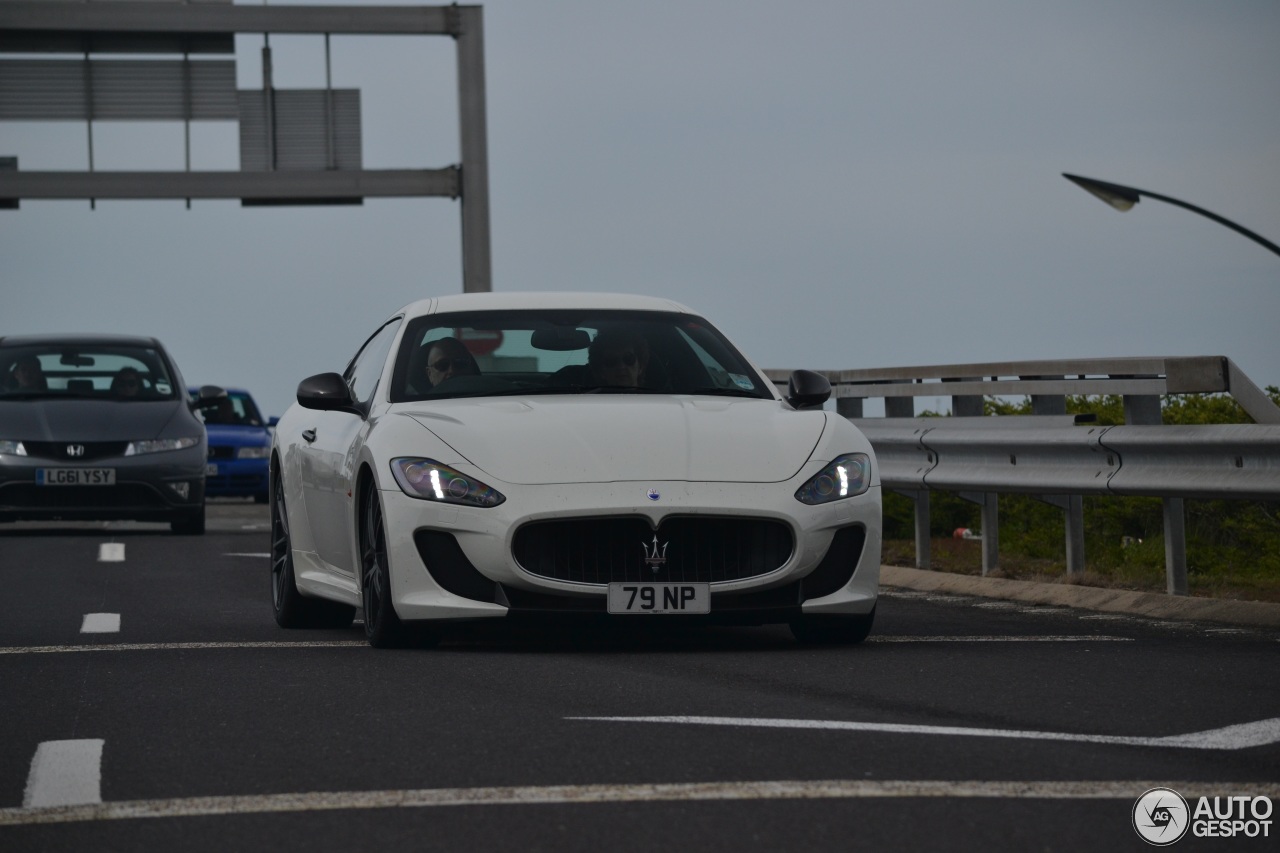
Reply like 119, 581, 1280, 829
271, 467, 355, 629
360, 487, 438, 649
360, 489, 405, 647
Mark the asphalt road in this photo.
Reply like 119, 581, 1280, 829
1, 502, 1277, 852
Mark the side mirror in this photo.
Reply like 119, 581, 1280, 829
297, 372, 359, 413
191, 385, 227, 410
786, 369, 831, 410
268, 416, 280, 427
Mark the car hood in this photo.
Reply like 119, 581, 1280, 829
205, 423, 271, 447
0, 398, 187, 442
400, 396, 825, 485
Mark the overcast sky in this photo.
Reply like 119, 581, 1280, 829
4, 0, 1278, 419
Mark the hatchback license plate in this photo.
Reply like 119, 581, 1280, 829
607, 583, 710, 614
37, 468, 116, 486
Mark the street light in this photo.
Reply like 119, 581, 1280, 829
1062, 173, 1280, 259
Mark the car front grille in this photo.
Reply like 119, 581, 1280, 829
207, 446, 236, 460
21, 441, 129, 462
0, 482, 170, 509
513, 516, 794, 585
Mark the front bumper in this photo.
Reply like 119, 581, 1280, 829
0, 451, 206, 522
378, 479, 882, 626
204, 456, 269, 497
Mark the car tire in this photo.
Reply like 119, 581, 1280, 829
171, 505, 205, 535
271, 469, 355, 629
789, 606, 876, 645
253, 491, 269, 505
359, 487, 438, 649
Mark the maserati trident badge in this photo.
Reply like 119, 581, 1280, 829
642, 535, 668, 572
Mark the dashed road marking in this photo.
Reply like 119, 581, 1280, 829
571, 715, 1280, 751
222, 553, 270, 558
97, 543, 124, 562
4, 779, 1279, 826
23, 740, 104, 808
79, 614, 121, 634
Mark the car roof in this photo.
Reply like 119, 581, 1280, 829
0, 333, 164, 349
393, 291, 696, 320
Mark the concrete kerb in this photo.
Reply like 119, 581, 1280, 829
880, 565, 1280, 630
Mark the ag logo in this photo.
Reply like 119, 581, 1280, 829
1133, 787, 1190, 846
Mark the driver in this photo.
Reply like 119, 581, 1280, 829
423, 337, 480, 389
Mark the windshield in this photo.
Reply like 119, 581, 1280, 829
190, 390, 265, 426
0, 344, 179, 401
389, 310, 774, 403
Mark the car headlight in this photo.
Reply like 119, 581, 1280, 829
794, 453, 872, 504
124, 437, 200, 456
236, 446, 271, 459
0, 440, 27, 457
390, 458, 505, 508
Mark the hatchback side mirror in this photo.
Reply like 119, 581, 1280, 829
787, 369, 831, 409
297, 372, 360, 414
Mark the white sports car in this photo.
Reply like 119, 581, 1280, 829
270, 292, 881, 647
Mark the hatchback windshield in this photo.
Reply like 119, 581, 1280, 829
0, 344, 178, 401
389, 310, 773, 402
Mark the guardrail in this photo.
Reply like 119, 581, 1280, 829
764, 356, 1280, 595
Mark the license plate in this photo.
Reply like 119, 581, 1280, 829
607, 583, 710, 614
206, 463, 218, 476
36, 468, 116, 486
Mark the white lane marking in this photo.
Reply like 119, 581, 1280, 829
23, 740, 104, 808
0, 641, 366, 656
222, 553, 270, 558
0, 637, 1131, 656
4, 779, 1279, 826
79, 614, 121, 634
97, 543, 125, 562
570, 716, 1280, 751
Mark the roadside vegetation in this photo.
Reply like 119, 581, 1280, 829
881, 386, 1280, 603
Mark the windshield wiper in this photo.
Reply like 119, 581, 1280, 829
584, 385, 664, 394
687, 387, 766, 399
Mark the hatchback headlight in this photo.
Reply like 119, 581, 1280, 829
0, 440, 27, 457
124, 437, 200, 456
390, 458, 505, 508
236, 446, 270, 459
794, 453, 871, 504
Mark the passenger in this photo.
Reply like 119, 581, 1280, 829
111, 367, 143, 398
423, 337, 480, 389
7, 355, 47, 390
588, 328, 649, 388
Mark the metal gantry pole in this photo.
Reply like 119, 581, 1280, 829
454, 5, 492, 292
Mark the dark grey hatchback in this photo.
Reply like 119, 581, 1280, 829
0, 334, 222, 534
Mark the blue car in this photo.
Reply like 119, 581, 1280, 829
188, 387, 276, 503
